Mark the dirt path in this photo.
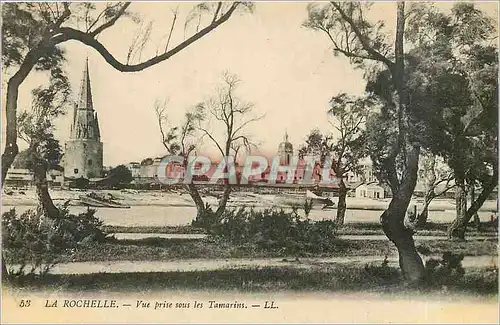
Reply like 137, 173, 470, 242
112, 232, 496, 241
45, 255, 497, 275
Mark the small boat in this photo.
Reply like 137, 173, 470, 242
306, 190, 337, 209
79, 192, 130, 209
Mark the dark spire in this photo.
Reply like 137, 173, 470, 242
77, 57, 94, 110
70, 58, 101, 140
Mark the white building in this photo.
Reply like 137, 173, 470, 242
126, 162, 141, 178
5, 168, 63, 187
355, 182, 385, 199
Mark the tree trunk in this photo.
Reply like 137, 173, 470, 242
215, 185, 232, 219
186, 184, 206, 221
379, 2, 424, 284
469, 185, 480, 230
1, 81, 21, 187
1, 49, 40, 187
466, 167, 498, 222
447, 178, 468, 240
416, 192, 434, 228
381, 186, 425, 284
335, 178, 347, 226
380, 148, 424, 283
33, 163, 59, 218
2, 257, 8, 282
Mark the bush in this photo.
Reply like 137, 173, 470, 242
191, 203, 219, 231
424, 251, 465, 286
55, 205, 109, 243
2, 206, 109, 278
364, 256, 401, 281
208, 207, 338, 255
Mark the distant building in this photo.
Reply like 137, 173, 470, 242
278, 132, 293, 165
62, 58, 103, 180
5, 168, 64, 188
355, 182, 385, 199
126, 162, 141, 178
47, 169, 64, 187
4, 168, 33, 187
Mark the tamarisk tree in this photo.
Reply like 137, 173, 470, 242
305, 2, 425, 282
156, 72, 263, 229
415, 152, 454, 227
300, 94, 369, 226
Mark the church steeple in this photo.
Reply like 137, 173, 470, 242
77, 57, 94, 110
64, 58, 104, 180
70, 58, 100, 140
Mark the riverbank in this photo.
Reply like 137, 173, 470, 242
2, 188, 498, 212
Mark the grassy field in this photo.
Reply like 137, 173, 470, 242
6, 264, 498, 296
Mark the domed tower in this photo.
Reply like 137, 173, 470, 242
63, 58, 103, 179
278, 132, 293, 165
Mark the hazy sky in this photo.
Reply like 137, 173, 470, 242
5, 2, 498, 167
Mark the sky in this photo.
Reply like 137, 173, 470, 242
4, 2, 498, 167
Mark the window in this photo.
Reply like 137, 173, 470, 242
88, 159, 93, 166
74, 169, 79, 174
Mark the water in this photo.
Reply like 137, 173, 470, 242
2, 205, 494, 227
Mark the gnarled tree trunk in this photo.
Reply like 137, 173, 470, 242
215, 185, 232, 219
416, 192, 434, 228
447, 177, 468, 240
470, 185, 480, 230
381, 146, 425, 283
186, 184, 206, 221
33, 162, 59, 218
449, 168, 498, 239
335, 178, 347, 225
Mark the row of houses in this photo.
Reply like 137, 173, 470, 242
4, 169, 65, 188
4, 157, 386, 199
123, 157, 387, 198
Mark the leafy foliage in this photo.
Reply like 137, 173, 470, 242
2, 205, 109, 278
108, 164, 133, 184
364, 256, 400, 281
208, 207, 338, 255
304, 2, 393, 68
424, 252, 465, 286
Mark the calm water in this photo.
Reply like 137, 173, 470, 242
1, 205, 493, 227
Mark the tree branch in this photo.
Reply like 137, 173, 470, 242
53, 2, 240, 72
89, 2, 131, 36
330, 1, 394, 68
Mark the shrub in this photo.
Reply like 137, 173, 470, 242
191, 203, 219, 231
55, 205, 109, 243
209, 207, 338, 255
364, 256, 401, 281
424, 251, 465, 286
303, 199, 314, 217
2, 205, 109, 279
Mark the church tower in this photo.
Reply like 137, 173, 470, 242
278, 131, 293, 165
63, 58, 103, 179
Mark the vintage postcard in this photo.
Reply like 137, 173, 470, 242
1, 1, 499, 323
